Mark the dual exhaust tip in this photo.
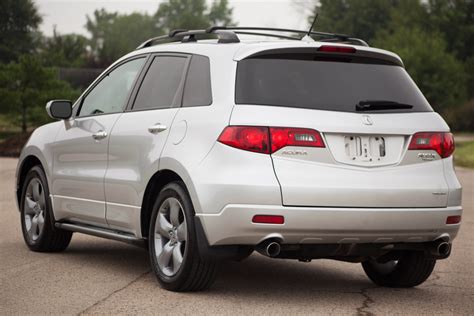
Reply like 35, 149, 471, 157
256, 239, 451, 259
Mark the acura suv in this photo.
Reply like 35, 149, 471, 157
15, 27, 462, 292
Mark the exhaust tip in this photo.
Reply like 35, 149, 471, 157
266, 242, 281, 257
437, 242, 451, 257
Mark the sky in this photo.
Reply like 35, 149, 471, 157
36, 0, 316, 37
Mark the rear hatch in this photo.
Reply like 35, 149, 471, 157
230, 46, 451, 208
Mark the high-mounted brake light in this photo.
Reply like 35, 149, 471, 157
218, 126, 325, 154
318, 45, 356, 53
408, 132, 455, 158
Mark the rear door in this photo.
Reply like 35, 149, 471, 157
105, 54, 190, 234
232, 49, 450, 208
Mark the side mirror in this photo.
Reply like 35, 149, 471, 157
46, 100, 73, 120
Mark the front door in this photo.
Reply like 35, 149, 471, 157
51, 56, 147, 226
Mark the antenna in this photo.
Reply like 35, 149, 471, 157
306, 13, 319, 37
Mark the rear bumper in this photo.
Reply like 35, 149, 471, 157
197, 204, 462, 246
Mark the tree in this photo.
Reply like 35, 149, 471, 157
40, 28, 89, 68
155, 0, 235, 32
374, 27, 467, 113
86, 9, 157, 67
308, 0, 398, 43
0, 0, 42, 63
85, 0, 235, 67
0, 55, 79, 132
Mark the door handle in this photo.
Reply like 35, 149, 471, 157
148, 123, 167, 134
92, 130, 107, 140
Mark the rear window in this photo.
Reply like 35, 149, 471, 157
235, 56, 433, 113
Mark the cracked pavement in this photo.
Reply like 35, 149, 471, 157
1, 157, 473, 315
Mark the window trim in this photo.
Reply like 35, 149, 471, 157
126, 52, 192, 113
74, 54, 150, 119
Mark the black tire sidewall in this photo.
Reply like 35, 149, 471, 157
20, 166, 55, 250
148, 181, 199, 289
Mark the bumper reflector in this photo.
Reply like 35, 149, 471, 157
446, 215, 461, 224
252, 215, 284, 224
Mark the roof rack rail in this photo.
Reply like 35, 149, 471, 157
136, 26, 368, 50
207, 26, 369, 46
136, 29, 240, 49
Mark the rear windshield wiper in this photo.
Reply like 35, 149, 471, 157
356, 100, 414, 112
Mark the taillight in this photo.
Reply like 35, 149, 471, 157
218, 126, 325, 154
218, 126, 269, 154
270, 127, 325, 153
408, 132, 455, 158
318, 45, 356, 53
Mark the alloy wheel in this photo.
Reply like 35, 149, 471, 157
154, 197, 188, 277
24, 178, 46, 242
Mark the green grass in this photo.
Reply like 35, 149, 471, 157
455, 141, 474, 168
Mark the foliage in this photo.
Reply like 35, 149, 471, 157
309, 0, 473, 130
85, 0, 234, 67
374, 27, 467, 112
454, 141, 474, 168
40, 29, 89, 68
155, 0, 234, 31
86, 10, 157, 67
0, 0, 42, 63
310, 0, 398, 43
0, 55, 79, 132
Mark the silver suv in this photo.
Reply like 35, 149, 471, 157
16, 27, 462, 291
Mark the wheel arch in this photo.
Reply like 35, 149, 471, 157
140, 169, 193, 238
16, 155, 44, 208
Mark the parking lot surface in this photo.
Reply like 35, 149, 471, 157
1, 157, 473, 315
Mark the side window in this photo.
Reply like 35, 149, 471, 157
183, 55, 212, 107
78, 57, 146, 117
132, 56, 188, 111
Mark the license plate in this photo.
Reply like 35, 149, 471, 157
344, 135, 386, 162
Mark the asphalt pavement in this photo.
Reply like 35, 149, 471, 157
1, 157, 473, 315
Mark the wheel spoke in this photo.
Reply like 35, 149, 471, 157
177, 221, 187, 242
24, 196, 36, 215
169, 199, 180, 227
32, 181, 41, 201
156, 213, 173, 237
158, 241, 173, 268
28, 216, 38, 239
172, 243, 183, 273
37, 211, 45, 233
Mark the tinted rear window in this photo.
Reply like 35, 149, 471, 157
133, 56, 187, 111
235, 57, 433, 113
183, 55, 212, 107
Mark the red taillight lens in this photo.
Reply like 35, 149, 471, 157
218, 126, 270, 154
318, 45, 356, 53
218, 126, 325, 154
270, 127, 325, 153
252, 215, 284, 224
408, 132, 455, 158
446, 215, 461, 225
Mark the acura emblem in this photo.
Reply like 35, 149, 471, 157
362, 115, 373, 125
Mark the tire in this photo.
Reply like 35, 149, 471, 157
149, 181, 218, 292
362, 251, 436, 288
20, 166, 72, 252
